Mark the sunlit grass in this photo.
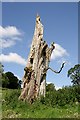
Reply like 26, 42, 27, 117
0, 87, 2, 119
2, 88, 80, 118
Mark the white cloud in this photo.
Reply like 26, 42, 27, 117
46, 82, 52, 84
51, 43, 69, 60
55, 85, 62, 90
46, 82, 62, 90
0, 39, 15, 48
0, 53, 26, 66
0, 26, 23, 48
0, 26, 21, 37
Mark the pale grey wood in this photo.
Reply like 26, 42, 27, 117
19, 15, 64, 103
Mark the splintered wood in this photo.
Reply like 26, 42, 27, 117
19, 15, 55, 103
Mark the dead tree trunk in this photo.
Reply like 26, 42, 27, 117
19, 15, 64, 103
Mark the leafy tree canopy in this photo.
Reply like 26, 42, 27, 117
0, 62, 9, 87
0, 63, 21, 89
46, 83, 56, 92
0, 62, 4, 74
5, 72, 21, 89
68, 64, 80, 85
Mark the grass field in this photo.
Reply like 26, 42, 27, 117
0, 88, 2, 119
2, 88, 80, 118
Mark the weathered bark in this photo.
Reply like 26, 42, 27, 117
19, 15, 64, 103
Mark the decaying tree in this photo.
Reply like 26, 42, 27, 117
19, 15, 65, 103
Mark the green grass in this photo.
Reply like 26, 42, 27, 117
0, 87, 2, 119
2, 88, 80, 118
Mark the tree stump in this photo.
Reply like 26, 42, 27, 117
19, 14, 55, 103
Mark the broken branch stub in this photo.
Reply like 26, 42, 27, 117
19, 15, 55, 103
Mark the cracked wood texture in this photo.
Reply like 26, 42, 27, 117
19, 15, 55, 103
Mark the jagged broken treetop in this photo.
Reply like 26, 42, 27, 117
19, 15, 65, 103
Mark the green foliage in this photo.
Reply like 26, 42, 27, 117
0, 63, 21, 89
1, 63, 80, 118
5, 72, 18, 89
0, 63, 4, 86
0, 63, 9, 87
73, 85, 80, 102
2, 88, 79, 118
0, 62, 4, 73
5, 72, 21, 89
68, 64, 80, 85
1, 73, 9, 88
40, 85, 79, 107
46, 83, 56, 92
2, 89, 22, 111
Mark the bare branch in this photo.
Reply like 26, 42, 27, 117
47, 62, 66, 74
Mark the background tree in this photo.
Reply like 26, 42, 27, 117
2, 73, 9, 88
0, 62, 9, 87
0, 62, 4, 87
68, 64, 80, 85
0, 62, 4, 74
5, 72, 20, 89
0, 63, 21, 89
46, 83, 56, 92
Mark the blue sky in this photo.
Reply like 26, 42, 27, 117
1, 2, 78, 89
2, 0, 79, 2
